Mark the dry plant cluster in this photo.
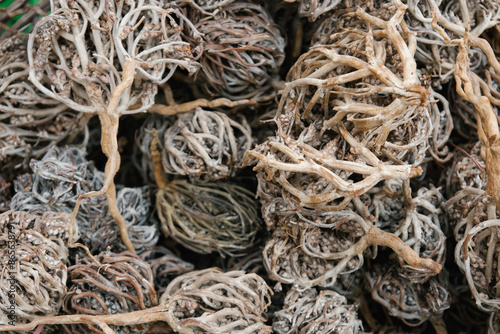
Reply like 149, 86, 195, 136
1, 0, 500, 333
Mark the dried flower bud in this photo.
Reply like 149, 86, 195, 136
63, 251, 158, 334
156, 179, 262, 256
0, 210, 69, 326
273, 287, 362, 333
160, 268, 272, 334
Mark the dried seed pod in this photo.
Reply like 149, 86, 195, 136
273, 287, 362, 334
157, 179, 261, 257
193, 2, 285, 99
160, 109, 253, 181
366, 264, 450, 326
160, 268, 272, 334
0, 211, 69, 326
63, 251, 158, 334
141, 246, 195, 295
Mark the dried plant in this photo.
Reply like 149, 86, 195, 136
160, 268, 273, 334
273, 287, 362, 334
364, 180, 447, 283
0, 35, 84, 169
489, 312, 500, 334
263, 209, 442, 288
247, 0, 437, 211
159, 109, 253, 181
366, 263, 450, 327
63, 251, 158, 334
141, 246, 195, 295
156, 178, 261, 256
0, 211, 69, 326
26, 0, 201, 252
192, 2, 285, 100
10, 146, 157, 254
405, 0, 500, 82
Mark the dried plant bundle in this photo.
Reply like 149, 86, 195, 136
406, 0, 500, 82
0, 211, 69, 325
0, 35, 83, 167
263, 208, 442, 288
247, 0, 437, 211
26, 0, 201, 253
10, 146, 157, 254
160, 268, 273, 334
160, 109, 253, 181
63, 251, 158, 334
156, 179, 261, 256
367, 263, 450, 326
194, 2, 285, 99
273, 287, 362, 334
365, 180, 447, 283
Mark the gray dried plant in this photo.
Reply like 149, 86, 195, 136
263, 206, 441, 288
10, 146, 158, 254
405, 0, 500, 83
273, 287, 362, 334
363, 179, 447, 283
0, 268, 273, 334
26, 0, 202, 253
156, 178, 261, 257
140, 246, 195, 295
0, 211, 70, 326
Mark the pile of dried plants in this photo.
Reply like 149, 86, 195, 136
2, 0, 500, 332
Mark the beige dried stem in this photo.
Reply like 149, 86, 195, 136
453, 36, 500, 208
68, 60, 136, 254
